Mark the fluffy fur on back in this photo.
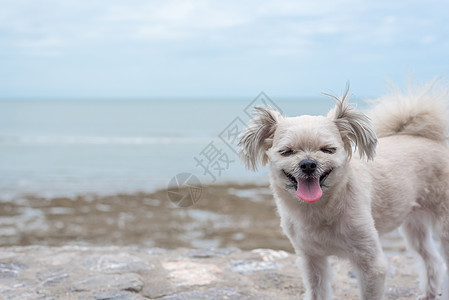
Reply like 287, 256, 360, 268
369, 80, 449, 142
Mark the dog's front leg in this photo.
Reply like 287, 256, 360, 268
348, 234, 388, 300
298, 254, 332, 300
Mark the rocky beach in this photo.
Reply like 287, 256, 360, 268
0, 246, 422, 299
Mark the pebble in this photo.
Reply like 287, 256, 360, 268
0, 246, 424, 299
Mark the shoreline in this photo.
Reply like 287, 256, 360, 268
0, 177, 270, 202
0, 183, 287, 250
0, 182, 406, 254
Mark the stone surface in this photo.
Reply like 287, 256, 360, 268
0, 246, 428, 299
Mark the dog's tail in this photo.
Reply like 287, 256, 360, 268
369, 80, 449, 142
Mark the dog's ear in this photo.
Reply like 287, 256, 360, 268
238, 106, 283, 171
327, 90, 377, 160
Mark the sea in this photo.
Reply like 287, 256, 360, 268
0, 95, 368, 200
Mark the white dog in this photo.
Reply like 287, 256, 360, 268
238, 83, 449, 300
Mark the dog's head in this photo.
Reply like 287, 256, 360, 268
238, 91, 377, 203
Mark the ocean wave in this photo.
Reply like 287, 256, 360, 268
0, 135, 213, 145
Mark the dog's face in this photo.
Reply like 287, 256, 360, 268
266, 116, 348, 203
238, 94, 377, 203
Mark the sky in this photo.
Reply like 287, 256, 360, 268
0, 0, 448, 99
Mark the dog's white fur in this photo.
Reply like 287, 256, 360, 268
238, 82, 449, 300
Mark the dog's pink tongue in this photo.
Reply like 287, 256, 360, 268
296, 177, 322, 203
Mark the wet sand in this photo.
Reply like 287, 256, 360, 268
0, 183, 406, 254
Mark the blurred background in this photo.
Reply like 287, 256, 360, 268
0, 0, 447, 253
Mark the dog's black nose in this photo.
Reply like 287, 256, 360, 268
299, 159, 318, 175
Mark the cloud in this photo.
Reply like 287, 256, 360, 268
0, 0, 432, 55
0, 0, 361, 50
14, 40, 63, 57
101, 1, 251, 41
0, 0, 448, 97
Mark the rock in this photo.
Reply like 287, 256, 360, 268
0, 246, 427, 299
158, 287, 266, 300
91, 290, 148, 300
0, 262, 27, 279
185, 248, 238, 258
385, 286, 418, 299
37, 268, 70, 287
229, 260, 281, 274
72, 273, 143, 293
81, 253, 154, 273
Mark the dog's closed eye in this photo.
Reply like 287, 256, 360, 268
320, 147, 337, 154
279, 149, 296, 156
